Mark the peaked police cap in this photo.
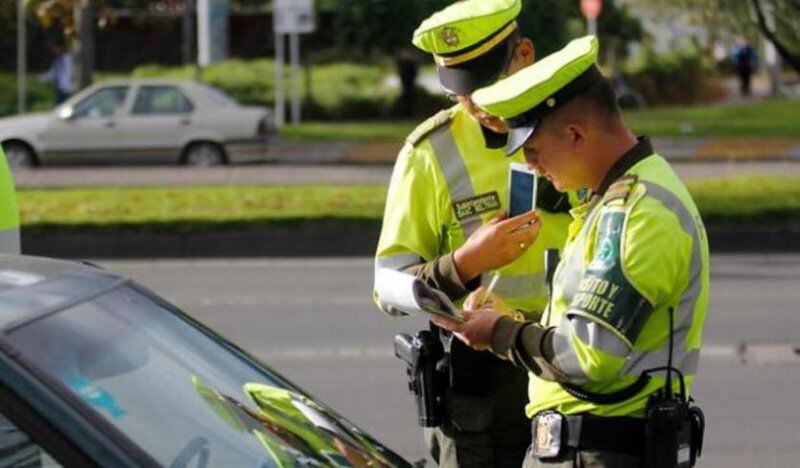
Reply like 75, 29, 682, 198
412, 0, 522, 95
473, 35, 602, 154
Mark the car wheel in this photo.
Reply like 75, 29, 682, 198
2, 141, 36, 169
183, 143, 226, 167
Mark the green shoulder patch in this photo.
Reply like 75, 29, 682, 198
406, 109, 454, 147
567, 209, 653, 347
602, 174, 639, 206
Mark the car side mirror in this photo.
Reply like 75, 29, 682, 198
57, 106, 75, 120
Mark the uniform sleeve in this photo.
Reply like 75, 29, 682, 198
0, 149, 20, 254
373, 143, 476, 314
491, 199, 689, 385
548, 200, 689, 384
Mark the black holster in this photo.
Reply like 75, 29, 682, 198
394, 330, 446, 427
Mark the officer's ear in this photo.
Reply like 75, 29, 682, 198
514, 38, 536, 68
565, 122, 588, 154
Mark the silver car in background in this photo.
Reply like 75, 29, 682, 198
0, 80, 275, 168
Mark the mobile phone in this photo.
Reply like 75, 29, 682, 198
508, 163, 538, 217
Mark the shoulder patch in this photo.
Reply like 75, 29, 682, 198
568, 209, 654, 347
406, 109, 454, 147
602, 174, 638, 206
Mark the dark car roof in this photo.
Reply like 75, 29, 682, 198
0, 255, 125, 329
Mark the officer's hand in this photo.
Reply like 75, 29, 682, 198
465, 286, 513, 317
431, 309, 502, 351
454, 211, 541, 283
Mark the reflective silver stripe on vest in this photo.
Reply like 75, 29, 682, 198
553, 200, 603, 307
375, 253, 424, 271
0, 228, 20, 254
428, 127, 482, 241
551, 199, 625, 382
552, 318, 591, 385
622, 181, 704, 377
491, 272, 547, 301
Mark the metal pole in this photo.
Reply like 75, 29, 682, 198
289, 32, 301, 125
764, 3, 783, 97
588, 17, 597, 37
183, 0, 195, 65
275, 33, 286, 128
17, 0, 26, 114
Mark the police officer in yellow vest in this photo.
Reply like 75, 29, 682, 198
373, 1, 572, 466
433, 36, 709, 467
0, 147, 20, 254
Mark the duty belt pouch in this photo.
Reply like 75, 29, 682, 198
531, 411, 566, 459
446, 336, 492, 396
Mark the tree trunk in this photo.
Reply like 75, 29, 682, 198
750, 0, 800, 73
73, 0, 94, 90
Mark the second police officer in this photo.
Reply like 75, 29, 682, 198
373, 0, 572, 466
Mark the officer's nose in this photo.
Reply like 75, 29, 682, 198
523, 148, 540, 168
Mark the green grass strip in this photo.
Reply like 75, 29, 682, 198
279, 99, 800, 141
19, 186, 388, 231
17, 177, 800, 231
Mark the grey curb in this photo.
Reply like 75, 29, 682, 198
20, 221, 800, 260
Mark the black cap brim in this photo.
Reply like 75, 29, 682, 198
437, 36, 514, 95
438, 63, 503, 96
507, 123, 536, 155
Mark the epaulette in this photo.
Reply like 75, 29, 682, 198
602, 174, 639, 205
406, 109, 454, 147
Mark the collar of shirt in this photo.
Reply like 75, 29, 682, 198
480, 124, 508, 150
594, 136, 654, 197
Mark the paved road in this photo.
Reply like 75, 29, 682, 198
101, 254, 800, 467
13, 160, 800, 189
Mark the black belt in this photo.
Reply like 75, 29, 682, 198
531, 411, 645, 458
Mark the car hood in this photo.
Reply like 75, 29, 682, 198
193, 377, 411, 467
0, 112, 51, 135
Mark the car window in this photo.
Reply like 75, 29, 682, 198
132, 86, 193, 115
2, 284, 400, 468
72, 87, 128, 119
196, 84, 237, 107
0, 413, 62, 467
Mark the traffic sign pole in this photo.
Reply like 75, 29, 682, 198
581, 0, 602, 36
275, 33, 285, 128
273, 0, 315, 127
17, 0, 26, 114
290, 32, 301, 125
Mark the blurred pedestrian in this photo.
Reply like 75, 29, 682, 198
41, 41, 74, 105
396, 46, 419, 117
733, 38, 757, 97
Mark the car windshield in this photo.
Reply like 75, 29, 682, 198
2, 282, 401, 467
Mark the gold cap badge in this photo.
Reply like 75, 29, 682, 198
440, 27, 460, 47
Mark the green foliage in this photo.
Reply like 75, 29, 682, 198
131, 59, 447, 120
623, 47, 719, 106
0, 75, 58, 116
